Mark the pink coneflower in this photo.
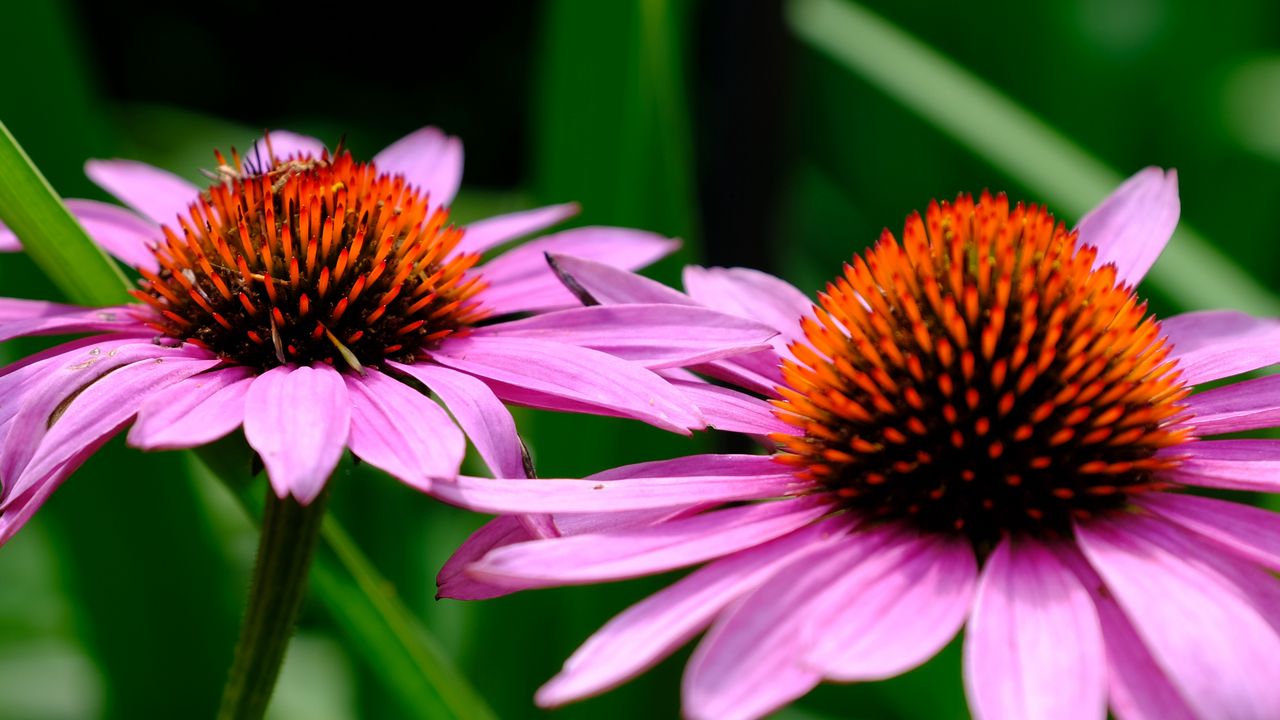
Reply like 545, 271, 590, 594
439, 169, 1280, 719
0, 128, 776, 543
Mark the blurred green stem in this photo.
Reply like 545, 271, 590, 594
218, 488, 330, 720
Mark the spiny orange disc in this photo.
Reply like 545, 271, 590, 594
133, 146, 488, 371
770, 192, 1192, 544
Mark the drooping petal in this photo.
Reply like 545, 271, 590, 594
1162, 439, 1280, 492
0, 298, 87, 323
0, 438, 111, 547
665, 378, 795, 436
84, 158, 200, 226
589, 453, 785, 481
4, 354, 219, 505
436, 516, 536, 601
683, 265, 813, 338
373, 127, 464, 206
964, 537, 1107, 720
1183, 373, 1280, 435
428, 335, 704, 433
247, 131, 327, 165
243, 365, 352, 504
476, 304, 777, 370
546, 253, 695, 306
0, 336, 142, 426
0, 224, 17, 251
1, 340, 213, 501
1075, 167, 1180, 287
128, 366, 254, 450
64, 199, 160, 271
1140, 492, 1280, 572
681, 532, 871, 720
343, 368, 464, 492
430, 469, 810, 516
475, 227, 679, 315
456, 203, 580, 257
1161, 310, 1280, 384
467, 496, 831, 587
807, 531, 977, 682
0, 305, 150, 343
537, 518, 849, 708
1076, 513, 1280, 719
388, 361, 524, 479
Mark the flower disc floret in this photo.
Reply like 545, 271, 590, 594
772, 193, 1192, 543
133, 148, 487, 371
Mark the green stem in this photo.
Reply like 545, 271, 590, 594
218, 487, 330, 720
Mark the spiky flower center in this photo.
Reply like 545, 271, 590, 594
772, 193, 1191, 544
133, 149, 486, 371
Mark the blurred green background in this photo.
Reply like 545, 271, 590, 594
0, 0, 1277, 717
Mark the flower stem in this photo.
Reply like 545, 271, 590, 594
218, 487, 330, 720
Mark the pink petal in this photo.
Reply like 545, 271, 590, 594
545, 254, 696, 306
0, 336, 143, 425
1184, 373, 1280, 435
0, 305, 150, 343
963, 537, 1106, 720
537, 517, 850, 707
0, 298, 86, 323
807, 531, 977, 681
1, 340, 213, 501
468, 496, 831, 587
694, 352, 787, 397
343, 369, 464, 492
1161, 310, 1280, 384
373, 127, 464, 206
243, 365, 352, 504
84, 159, 199, 226
0, 224, 18, 251
477, 304, 778, 370
430, 469, 810, 517
1075, 167, 1180, 287
681, 532, 869, 720
1162, 439, 1280, 492
428, 335, 704, 433
436, 516, 535, 601
456, 203, 580, 257
5, 354, 219, 504
65, 199, 160, 272
248, 131, 327, 165
666, 378, 795, 436
1062, 546, 1197, 720
388, 361, 523, 479
1140, 493, 1280, 573
0, 438, 111, 547
475, 227, 679, 315
1076, 513, 1280, 719
589, 453, 785, 481
683, 265, 813, 338
127, 366, 253, 450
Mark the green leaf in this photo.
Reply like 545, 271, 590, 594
0, 120, 493, 720
786, 0, 1280, 316
0, 122, 130, 306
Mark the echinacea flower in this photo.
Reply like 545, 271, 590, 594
439, 169, 1280, 720
0, 127, 778, 544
